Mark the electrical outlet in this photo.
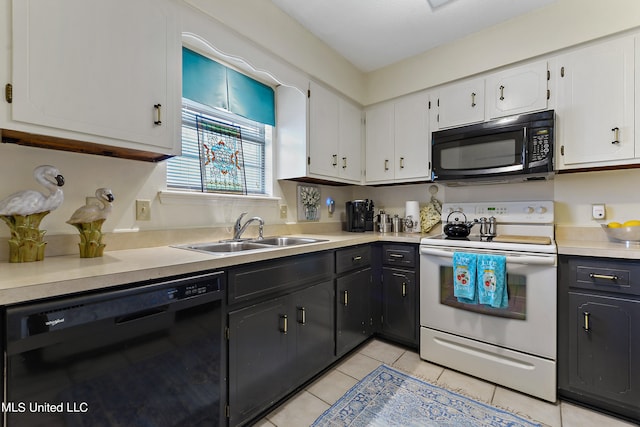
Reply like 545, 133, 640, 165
280, 205, 288, 219
136, 200, 151, 221
592, 204, 606, 220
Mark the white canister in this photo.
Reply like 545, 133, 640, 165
405, 201, 421, 233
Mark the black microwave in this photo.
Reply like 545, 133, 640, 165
431, 110, 554, 183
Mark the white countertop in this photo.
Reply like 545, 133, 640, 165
0, 232, 424, 305
555, 226, 640, 260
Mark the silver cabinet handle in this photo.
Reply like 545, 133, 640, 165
499, 85, 505, 101
611, 127, 620, 144
280, 314, 288, 334
589, 273, 619, 281
154, 104, 162, 125
298, 307, 306, 325
400, 157, 405, 169
402, 282, 407, 297
384, 159, 389, 171
332, 154, 338, 166
343, 290, 348, 306
342, 157, 347, 169
583, 311, 590, 332
352, 255, 362, 262
389, 253, 405, 259
471, 92, 476, 107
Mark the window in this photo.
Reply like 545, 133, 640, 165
167, 48, 275, 195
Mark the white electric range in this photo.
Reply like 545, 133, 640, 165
419, 201, 557, 402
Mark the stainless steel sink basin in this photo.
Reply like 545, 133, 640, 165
174, 236, 327, 255
177, 241, 272, 254
256, 237, 327, 246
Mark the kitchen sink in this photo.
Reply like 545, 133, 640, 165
174, 236, 327, 255
257, 236, 327, 246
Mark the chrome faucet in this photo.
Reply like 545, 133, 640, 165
233, 212, 264, 240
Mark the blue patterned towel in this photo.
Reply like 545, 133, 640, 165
477, 254, 508, 308
453, 252, 477, 303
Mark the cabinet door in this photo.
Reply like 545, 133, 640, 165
556, 37, 635, 168
338, 99, 363, 182
394, 92, 431, 181
382, 268, 417, 344
336, 267, 372, 356
11, 0, 179, 154
487, 61, 548, 119
308, 82, 340, 178
365, 102, 395, 183
228, 297, 292, 425
435, 78, 485, 129
568, 292, 640, 407
293, 281, 335, 381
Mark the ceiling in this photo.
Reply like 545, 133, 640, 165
270, 0, 557, 72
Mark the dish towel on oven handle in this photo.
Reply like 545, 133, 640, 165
453, 252, 477, 303
477, 254, 508, 308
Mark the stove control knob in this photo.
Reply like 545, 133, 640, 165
524, 206, 535, 214
536, 206, 547, 214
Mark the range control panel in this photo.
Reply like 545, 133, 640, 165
442, 201, 554, 224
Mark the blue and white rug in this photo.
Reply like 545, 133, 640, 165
312, 365, 541, 427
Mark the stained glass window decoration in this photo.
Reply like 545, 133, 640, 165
196, 115, 247, 194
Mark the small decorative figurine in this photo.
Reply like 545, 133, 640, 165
0, 165, 65, 262
67, 188, 114, 258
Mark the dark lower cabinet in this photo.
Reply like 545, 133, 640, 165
228, 280, 334, 426
381, 267, 417, 343
559, 255, 640, 423
379, 244, 419, 347
335, 245, 374, 357
336, 267, 372, 356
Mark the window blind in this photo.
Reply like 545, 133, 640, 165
167, 101, 267, 195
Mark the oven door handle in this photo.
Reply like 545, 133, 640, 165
419, 247, 556, 265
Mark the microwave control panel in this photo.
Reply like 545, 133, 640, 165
530, 127, 551, 162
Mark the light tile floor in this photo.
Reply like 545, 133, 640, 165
255, 339, 638, 427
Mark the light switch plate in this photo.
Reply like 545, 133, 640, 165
136, 200, 151, 221
280, 205, 288, 219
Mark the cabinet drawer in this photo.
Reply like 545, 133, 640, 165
228, 252, 333, 304
336, 245, 371, 275
568, 256, 640, 297
382, 244, 416, 268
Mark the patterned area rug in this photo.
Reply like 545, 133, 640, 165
312, 365, 541, 427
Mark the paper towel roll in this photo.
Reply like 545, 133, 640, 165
405, 201, 420, 233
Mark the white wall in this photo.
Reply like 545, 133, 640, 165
365, 0, 640, 104
2, 0, 639, 243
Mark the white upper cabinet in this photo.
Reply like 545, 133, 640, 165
486, 60, 549, 119
555, 36, 635, 169
276, 81, 362, 184
308, 82, 362, 183
365, 91, 431, 184
394, 91, 431, 182
4, 0, 181, 158
307, 82, 362, 183
365, 102, 395, 183
433, 78, 484, 130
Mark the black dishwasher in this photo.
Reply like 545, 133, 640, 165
3, 271, 225, 427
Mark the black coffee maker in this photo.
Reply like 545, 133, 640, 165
346, 200, 374, 232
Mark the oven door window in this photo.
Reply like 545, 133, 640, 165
439, 265, 526, 320
433, 130, 525, 177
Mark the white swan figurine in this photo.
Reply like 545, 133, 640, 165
0, 165, 65, 216
67, 188, 115, 224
